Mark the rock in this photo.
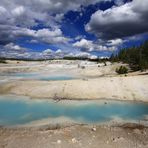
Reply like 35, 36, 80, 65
57, 140, 61, 144
81, 66, 85, 69
92, 127, 96, 131
117, 136, 124, 141
142, 130, 147, 135
82, 78, 88, 81
112, 138, 117, 142
72, 138, 77, 143
134, 129, 141, 134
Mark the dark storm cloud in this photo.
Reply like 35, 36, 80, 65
86, 0, 148, 40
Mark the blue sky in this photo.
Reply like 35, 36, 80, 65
0, 0, 148, 59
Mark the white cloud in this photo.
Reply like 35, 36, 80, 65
12, 6, 25, 16
1, 26, 69, 45
42, 48, 66, 59
0, 45, 99, 59
0, 0, 120, 57
114, 0, 124, 6
55, 13, 64, 22
4, 43, 27, 50
1, 0, 147, 59
65, 51, 98, 59
73, 39, 116, 51
75, 35, 86, 41
43, 49, 54, 54
0, 0, 112, 28
107, 39, 123, 46
86, 0, 148, 39
56, 49, 62, 54
0, 6, 7, 14
34, 28, 69, 44
73, 39, 94, 51
90, 55, 98, 59
36, 29, 62, 37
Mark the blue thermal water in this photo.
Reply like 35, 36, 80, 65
1, 72, 75, 81
0, 96, 148, 126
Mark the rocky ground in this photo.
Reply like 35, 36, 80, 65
0, 124, 148, 148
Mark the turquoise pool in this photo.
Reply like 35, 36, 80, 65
0, 95, 148, 126
1, 72, 75, 81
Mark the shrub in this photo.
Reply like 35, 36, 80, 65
116, 66, 128, 74
0, 59, 7, 64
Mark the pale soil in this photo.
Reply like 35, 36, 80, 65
0, 60, 148, 102
0, 75, 148, 102
0, 125, 148, 148
0, 60, 117, 76
0, 60, 148, 148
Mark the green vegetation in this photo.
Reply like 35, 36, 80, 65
63, 56, 109, 63
63, 56, 88, 60
110, 40, 148, 71
116, 66, 128, 74
0, 59, 7, 64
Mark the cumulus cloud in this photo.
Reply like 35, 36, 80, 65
42, 48, 66, 59
34, 28, 69, 44
73, 39, 116, 51
1, 0, 111, 46
65, 52, 91, 58
73, 39, 94, 51
4, 43, 27, 50
65, 51, 99, 59
107, 39, 123, 46
43, 48, 98, 59
43, 49, 54, 54
0, 0, 111, 28
55, 49, 62, 54
86, 0, 148, 40
0, 44, 98, 59
1, 0, 146, 59
0, 0, 116, 56
90, 55, 98, 59
0, 43, 30, 59
11, 6, 25, 16
114, 0, 124, 6
0, 0, 114, 31
75, 52, 91, 58
0, 25, 69, 45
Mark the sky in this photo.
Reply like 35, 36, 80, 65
0, 0, 148, 59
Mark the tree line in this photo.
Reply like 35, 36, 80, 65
110, 40, 148, 71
